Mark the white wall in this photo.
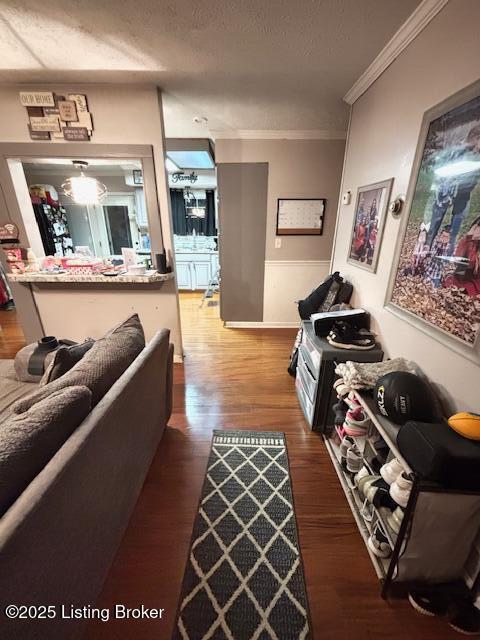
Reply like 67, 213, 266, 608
215, 138, 345, 324
331, 0, 480, 411
0, 83, 183, 355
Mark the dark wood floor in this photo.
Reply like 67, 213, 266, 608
1, 298, 458, 639
0, 309, 26, 359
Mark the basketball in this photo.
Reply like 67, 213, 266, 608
374, 371, 438, 425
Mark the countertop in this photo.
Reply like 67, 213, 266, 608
8, 271, 175, 284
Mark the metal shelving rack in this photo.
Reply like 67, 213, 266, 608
323, 389, 480, 599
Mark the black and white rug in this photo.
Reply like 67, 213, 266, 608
173, 430, 310, 639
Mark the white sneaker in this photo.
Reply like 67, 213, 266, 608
346, 446, 363, 473
354, 466, 370, 487
380, 458, 404, 485
367, 525, 391, 558
390, 472, 413, 508
387, 507, 404, 535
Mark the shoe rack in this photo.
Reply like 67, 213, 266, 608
323, 389, 480, 599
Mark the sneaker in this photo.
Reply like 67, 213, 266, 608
343, 422, 368, 437
327, 321, 376, 351
450, 602, 480, 635
344, 407, 370, 437
386, 506, 404, 535
344, 391, 362, 410
380, 458, 404, 485
335, 383, 350, 398
354, 465, 370, 487
333, 400, 348, 426
390, 472, 414, 508
346, 406, 370, 428
340, 435, 355, 458
346, 445, 363, 473
408, 590, 450, 617
365, 478, 398, 510
367, 524, 391, 558
358, 474, 380, 499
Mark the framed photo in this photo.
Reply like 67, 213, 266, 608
133, 169, 143, 185
276, 198, 325, 235
347, 179, 393, 273
387, 80, 480, 350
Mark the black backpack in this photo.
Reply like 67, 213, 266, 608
297, 271, 352, 320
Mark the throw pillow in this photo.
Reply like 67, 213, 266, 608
0, 385, 92, 516
40, 339, 95, 386
12, 314, 145, 414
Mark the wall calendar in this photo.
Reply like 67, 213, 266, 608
276, 198, 326, 236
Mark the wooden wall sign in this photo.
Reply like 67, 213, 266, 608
20, 92, 94, 142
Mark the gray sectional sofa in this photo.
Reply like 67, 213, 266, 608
0, 315, 173, 640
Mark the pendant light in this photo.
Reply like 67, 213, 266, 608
62, 160, 107, 205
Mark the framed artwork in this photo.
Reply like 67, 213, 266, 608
347, 179, 393, 273
276, 198, 325, 235
387, 80, 480, 349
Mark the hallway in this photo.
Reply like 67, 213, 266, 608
84, 293, 457, 640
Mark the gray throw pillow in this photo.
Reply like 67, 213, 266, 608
0, 385, 92, 516
12, 314, 145, 413
40, 340, 95, 386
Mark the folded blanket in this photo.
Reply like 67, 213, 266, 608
335, 357, 417, 390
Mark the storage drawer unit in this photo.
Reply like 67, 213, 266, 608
295, 321, 383, 432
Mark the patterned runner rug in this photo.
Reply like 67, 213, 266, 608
173, 430, 311, 639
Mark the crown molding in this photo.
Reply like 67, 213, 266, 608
344, 0, 450, 105
210, 129, 347, 141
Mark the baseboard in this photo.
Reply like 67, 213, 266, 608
224, 321, 299, 328
173, 354, 184, 363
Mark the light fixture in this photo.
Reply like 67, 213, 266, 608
62, 160, 107, 205
434, 160, 480, 178
165, 157, 181, 173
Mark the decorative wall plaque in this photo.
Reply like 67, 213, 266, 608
20, 92, 94, 141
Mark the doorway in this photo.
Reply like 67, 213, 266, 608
166, 139, 219, 337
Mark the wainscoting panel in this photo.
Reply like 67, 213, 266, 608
263, 260, 331, 324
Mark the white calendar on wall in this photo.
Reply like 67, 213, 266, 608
276, 198, 326, 235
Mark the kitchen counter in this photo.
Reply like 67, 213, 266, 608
8, 271, 174, 284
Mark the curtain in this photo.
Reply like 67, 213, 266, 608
204, 189, 217, 236
170, 189, 187, 235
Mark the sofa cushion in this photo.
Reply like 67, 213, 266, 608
0, 385, 92, 516
12, 314, 145, 414
40, 340, 95, 386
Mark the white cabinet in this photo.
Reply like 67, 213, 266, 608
176, 262, 192, 289
192, 261, 211, 288
175, 252, 218, 290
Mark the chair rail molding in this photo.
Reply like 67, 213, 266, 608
344, 0, 450, 105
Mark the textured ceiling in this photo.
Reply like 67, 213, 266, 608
0, 0, 421, 136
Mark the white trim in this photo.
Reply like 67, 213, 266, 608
344, 0, 450, 105
224, 321, 299, 328
264, 259, 330, 267
173, 354, 184, 363
211, 129, 347, 141
330, 106, 353, 272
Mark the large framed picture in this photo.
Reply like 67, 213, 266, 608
387, 81, 480, 350
347, 179, 393, 273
